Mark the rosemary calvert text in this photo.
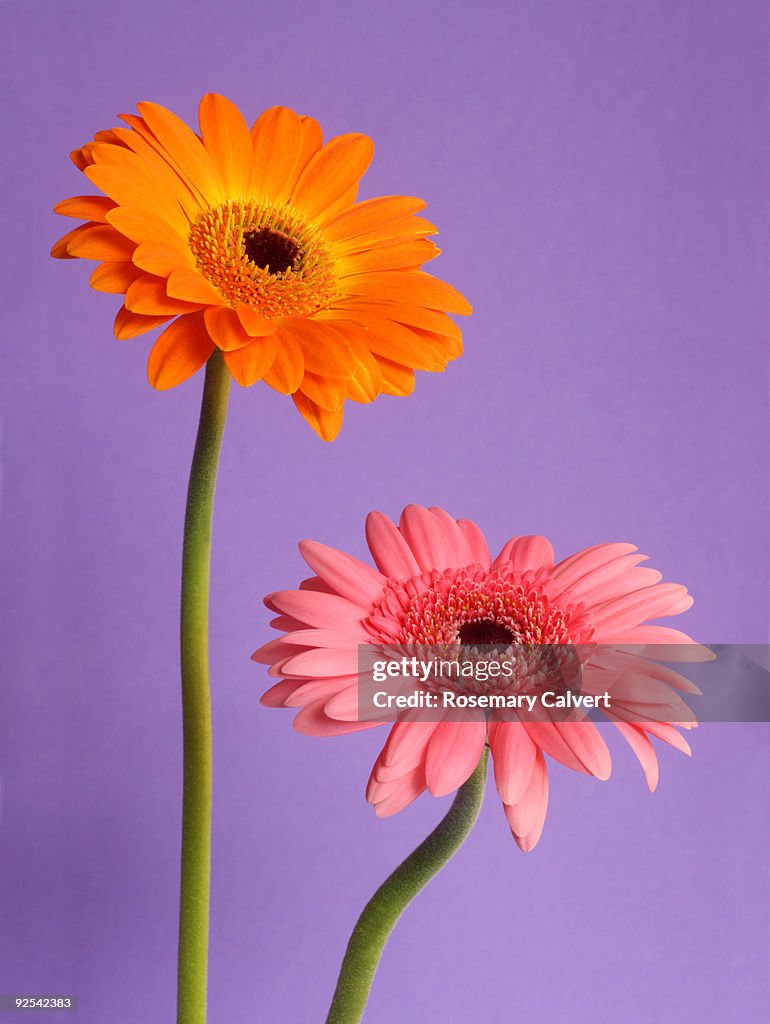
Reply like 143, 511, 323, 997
371, 689, 611, 712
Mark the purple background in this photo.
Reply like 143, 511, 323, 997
1, 1, 768, 1021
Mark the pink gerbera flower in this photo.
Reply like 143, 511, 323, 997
255, 505, 702, 851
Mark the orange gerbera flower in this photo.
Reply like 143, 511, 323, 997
52, 94, 471, 439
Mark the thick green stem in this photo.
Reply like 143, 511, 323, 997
177, 351, 231, 1024
326, 748, 489, 1024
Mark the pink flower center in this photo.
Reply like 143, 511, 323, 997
367, 567, 594, 647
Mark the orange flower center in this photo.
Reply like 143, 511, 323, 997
242, 227, 301, 275
188, 199, 337, 317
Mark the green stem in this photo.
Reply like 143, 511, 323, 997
325, 748, 489, 1024
177, 351, 231, 1024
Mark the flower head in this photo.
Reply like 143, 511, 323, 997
52, 96, 471, 439
256, 506, 704, 851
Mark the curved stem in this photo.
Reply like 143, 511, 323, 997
177, 351, 231, 1024
326, 748, 489, 1024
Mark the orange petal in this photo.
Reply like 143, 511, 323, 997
114, 306, 174, 340
77, 142, 98, 167
66, 224, 136, 261
290, 134, 373, 220
93, 129, 125, 146
147, 312, 214, 389
51, 223, 92, 259
114, 120, 202, 219
281, 319, 355, 377
263, 329, 304, 394
203, 306, 253, 351
317, 183, 360, 226
198, 93, 252, 195
107, 207, 189, 248
294, 115, 324, 176
90, 261, 143, 294
236, 303, 278, 336
333, 298, 462, 340
331, 215, 438, 255
126, 276, 202, 315
85, 163, 189, 232
299, 372, 347, 411
54, 195, 116, 222
250, 106, 304, 202
375, 357, 415, 396
323, 196, 426, 242
338, 239, 439, 274
85, 144, 190, 235
133, 241, 195, 277
136, 102, 226, 207
408, 324, 462, 360
292, 392, 344, 441
338, 270, 472, 315
167, 269, 225, 305
223, 336, 277, 386
319, 312, 447, 371
329, 324, 382, 403
70, 147, 89, 171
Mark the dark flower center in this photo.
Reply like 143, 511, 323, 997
457, 619, 516, 647
243, 227, 301, 274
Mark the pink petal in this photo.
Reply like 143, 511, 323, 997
428, 507, 474, 564
325, 682, 389, 722
270, 615, 306, 632
366, 510, 421, 579
504, 749, 549, 848
373, 732, 435, 782
523, 718, 589, 774
608, 696, 696, 727
284, 677, 354, 707
378, 719, 436, 775
488, 720, 537, 805
280, 647, 360, 677
614, 722, 659, 792
569, 564, 662, 605
550, 543, 638, 589
260, 680, 299, 707
369, 766, 427, 817
457, 519, 492, 568
553, 721, 612, 780
278, 628, 370, 648
492, 535, 555, 573
293, 700, 381, 736
599, 672, 691, 705
299, 540, 386, 606
252, 637, 302, 665
266, 589, 367, 629
266, 658, 292, 679
638, 720, 693, 755
399, 505, 468, 572
589, 583, 694, 634
514, 804, 548, 852
586, 650, 702, 695
550, 551, 647, 602
606, 627, 706, 660
425, 718, 487, 797
299, 575, 333, 593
